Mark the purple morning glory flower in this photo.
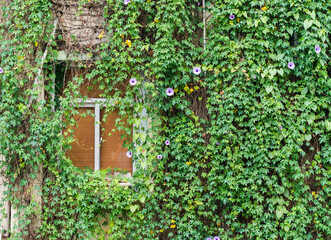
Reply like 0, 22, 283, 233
216, 142, 220, 145
279, 126, 283, 130
166, 88, 174, 96
315, 45, 321, 54
124, 0, 130, 5
288, 62, 295, 69
206, 238, 212, 240
126, 151, 132, 158
0, 68, 3, 74
157, 155, 162, 159
252, 74, 256, 79
214, 237, 220, 240
129, 78, 137, 86
229, 14, 235, 20
165, 140, 170, 145
193, 66, 201, 75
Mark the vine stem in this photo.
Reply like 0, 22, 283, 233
26, 18, 58, 111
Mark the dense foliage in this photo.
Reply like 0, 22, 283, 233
0, 0, 330, 239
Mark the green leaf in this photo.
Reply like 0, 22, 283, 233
278, 69, 284, 76
325, 121, 331, 131
305, 134, 312, 142
140, 132, 147, 142
138, 195, 146, 203
130, 205, 138, 213
294, 13, 300, 20
286, 28, 293, 36
304, 19, 313, 30
266, 86, 273, 94
269, 69, 277, 77
276, 208, 284, 219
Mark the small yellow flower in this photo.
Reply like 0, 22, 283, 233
98, 31, 104, 39
171, 219, 176, 223
121, 34, 124, 38
150, 230, 153, 234
18, 56, 24, 59
35, 42, 38, 47
186, 162, 191, 165
237, 18, 240, 23
261, 6, 267, 10
217, 222, 221, 226
312, 191, 315, 196
170, 224, 176, 228
314, 219, 316, 223
126, 40, 132, 47
266, 48, 270, 51
154, 19, 158, 23
160, 229, 164, 232
174, 88, 178, 93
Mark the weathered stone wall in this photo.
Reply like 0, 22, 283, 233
52, 0, 110, 47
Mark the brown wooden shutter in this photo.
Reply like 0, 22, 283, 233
100, 109, 132, 172
66, 108, 95, 170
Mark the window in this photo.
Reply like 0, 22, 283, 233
55, 63, 134, 173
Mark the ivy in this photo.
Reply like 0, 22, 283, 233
0, 0, 330, 239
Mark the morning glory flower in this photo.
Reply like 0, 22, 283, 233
193, 66, 201, 75
216, 142, 220, 145
165, 140, 170, 146
157, 155, 162, 159
229, 14, 235, 20
124, 0, 130, 5
166, 88, 174, 96
129, 78, 137, 86
213, 237, 220, 240
315, 45, 321, 54
126, 151, 132, 158
206, 238, 212, 240
279, 126, 283, 130
0, 68, 3, 74
288, 62, 295, 69
252, 74, 257, 79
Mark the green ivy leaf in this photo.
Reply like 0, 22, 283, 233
303, 19, 313, 30
266, 86, 273, 94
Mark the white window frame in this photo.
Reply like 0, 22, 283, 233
75, 98, 148, 174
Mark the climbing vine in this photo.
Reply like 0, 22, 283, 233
0, 0, 330, 239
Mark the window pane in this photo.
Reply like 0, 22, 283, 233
100, 109, 132, 173
66, 108, 95, 170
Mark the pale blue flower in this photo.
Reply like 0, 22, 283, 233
315, 45, 321, 54
166, 88, 174, 96
129, 78, 137, 86
126, 151, 132, 158
193, 67, 201, 75
288, 62, 295, 69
